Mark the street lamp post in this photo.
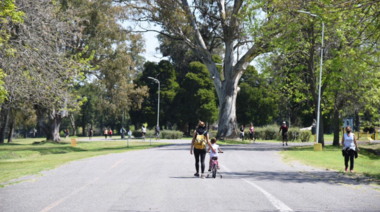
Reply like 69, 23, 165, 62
148, 77, 160, 128
297, 10, 324, 144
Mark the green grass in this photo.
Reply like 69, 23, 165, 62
0, 138, 169, 186
280, 144, 380, 181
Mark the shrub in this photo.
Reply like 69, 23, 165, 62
299, 131, 311, 142
288, 128, 300, 142
132, 130, 183, 139
208, 130, 218, 138
161, 131, 183, 139
263, 125, 278, 140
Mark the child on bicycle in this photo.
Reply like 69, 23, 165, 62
207, 138, 223, 171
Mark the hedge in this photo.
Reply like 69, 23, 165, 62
207, 125, 309, 142
132, 130, 183, 139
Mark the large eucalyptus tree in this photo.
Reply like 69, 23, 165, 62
126, 0, 289, 138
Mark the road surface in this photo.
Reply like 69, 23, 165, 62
1, 140, 379, 212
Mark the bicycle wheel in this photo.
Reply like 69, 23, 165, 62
212, 165, 217, 178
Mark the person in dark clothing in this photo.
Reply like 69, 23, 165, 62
190, 121, 215, 179
279, 122, 288, 146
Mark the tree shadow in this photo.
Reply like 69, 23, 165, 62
171, 170, 380, 186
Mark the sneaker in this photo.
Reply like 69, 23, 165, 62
194, 173, 199, 177
345, 167, 348, 172
201, 174, 205, 179
350, 170, 354, 173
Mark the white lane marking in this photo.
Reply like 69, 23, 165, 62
221, 165, 293, 212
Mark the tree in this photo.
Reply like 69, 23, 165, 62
0, 0, 90, 142
174, 62, 218, 135
126, 0, 291, 138
236, 66, 279, 126
130, 60, 179, 129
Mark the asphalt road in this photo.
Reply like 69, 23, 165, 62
1, 141, 380, 212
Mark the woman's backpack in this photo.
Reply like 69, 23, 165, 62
194, 131, 207, 149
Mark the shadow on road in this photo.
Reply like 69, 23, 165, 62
170, 170, 379, 186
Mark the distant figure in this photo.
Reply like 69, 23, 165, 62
108, 128, 113, 139
311, 119, 316, 142
120, 127, 126, 139
33, 128, 37, 138
127, 130, 132, 139
239, 125, 245, 141
66, 129, 70, 138
279, 122, 288, 146
154, 125, 160, 140
89, 128, 93, 140
342, 125, 360, 173
141, 125, 146, 140
249, 124, 255, 143
104, 128, 108, 139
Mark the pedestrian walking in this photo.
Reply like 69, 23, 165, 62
154, 125, 160, 140
342, 125, 360, 173
104, 128, 108, 139
120, 127, 126, 139
190, 120, 215, 179
278, 122, 288, 146
239, 125, 245, 141
249, 124, 255, 143
89, 128, 93, 140
141, 125, 146, 141
127, 129, 132, 139
109, 128, 113, 138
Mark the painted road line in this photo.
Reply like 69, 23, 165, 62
221, 165, 293, 212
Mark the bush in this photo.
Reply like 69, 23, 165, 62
263, 125, 278, 140
288, 128, 300, 142
132, 130, 183, 139
161, 131, 183, 139
299, 131, 311, 142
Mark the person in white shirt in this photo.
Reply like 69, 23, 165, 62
207, 138, 223, 171
342, 125, 360, 173
141, 125, 146, 140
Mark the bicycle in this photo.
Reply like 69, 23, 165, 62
207, 152, 223, 179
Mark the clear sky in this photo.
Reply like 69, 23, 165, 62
143, 30, 167, 63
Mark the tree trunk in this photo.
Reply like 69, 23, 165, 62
70, 113, 76, 136
332, 109, 340, 146
0, 106, 11, 144
216, 78, 240, 139
35, 105, 65, 142
82, 113, 86, 136
46, 114, 62, 142
8, 117, 15, 143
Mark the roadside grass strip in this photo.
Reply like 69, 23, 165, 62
0, 138, 169, 186
280, 144, 380, 182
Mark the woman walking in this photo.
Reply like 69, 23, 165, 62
108, 128, 113, 139
249, 124, 255, 143
342, 126, 360, 173
104, 128, 108, 139
190, 121, 215, 179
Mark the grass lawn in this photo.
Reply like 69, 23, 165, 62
280, 143, 380, 181
0, 138, 169, 186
